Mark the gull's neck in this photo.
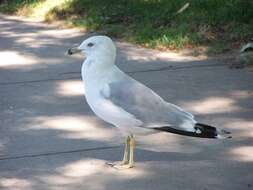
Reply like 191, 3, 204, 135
81, 49, 116, 82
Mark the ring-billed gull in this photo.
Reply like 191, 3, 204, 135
68, 36, 231, 168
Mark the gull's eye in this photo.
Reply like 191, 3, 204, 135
87, 42, 94, 47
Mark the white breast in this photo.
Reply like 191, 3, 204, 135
85, 80, 142, 128
81, 58, 143, 134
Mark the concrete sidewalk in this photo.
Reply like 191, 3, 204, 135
0, 14, 253, 190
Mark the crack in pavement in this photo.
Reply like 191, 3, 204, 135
0, 63, 227, 86
0, 146, 120, 161
127, 62, 226, 74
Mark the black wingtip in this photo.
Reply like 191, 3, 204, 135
153, 125, 217, 139
153, 123, 232, 139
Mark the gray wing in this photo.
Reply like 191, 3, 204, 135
101, 75, 195, 130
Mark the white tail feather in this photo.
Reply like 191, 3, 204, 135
216, 129, 232, 139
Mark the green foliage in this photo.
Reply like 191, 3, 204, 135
0, 0, 41, 13
1, 0, 253, 52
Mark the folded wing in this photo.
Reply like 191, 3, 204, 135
101, 74, 196, 132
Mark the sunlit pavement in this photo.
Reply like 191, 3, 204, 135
0, 14, 253, 190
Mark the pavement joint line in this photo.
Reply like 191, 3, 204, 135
127, 62, 226, 74
0, 63, 226, 86
0, 146, 120, 161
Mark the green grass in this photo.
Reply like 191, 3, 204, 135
1, 0, 253, 53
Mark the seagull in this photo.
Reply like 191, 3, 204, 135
68, 35, 231, 168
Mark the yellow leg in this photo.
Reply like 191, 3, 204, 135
128, 134, 135, 168
107, 135, 135, 169
121, 136, 130, 165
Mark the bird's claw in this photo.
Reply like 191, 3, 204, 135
106, 161, 133, 169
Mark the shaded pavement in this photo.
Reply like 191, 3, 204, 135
0, 14, 253, 190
